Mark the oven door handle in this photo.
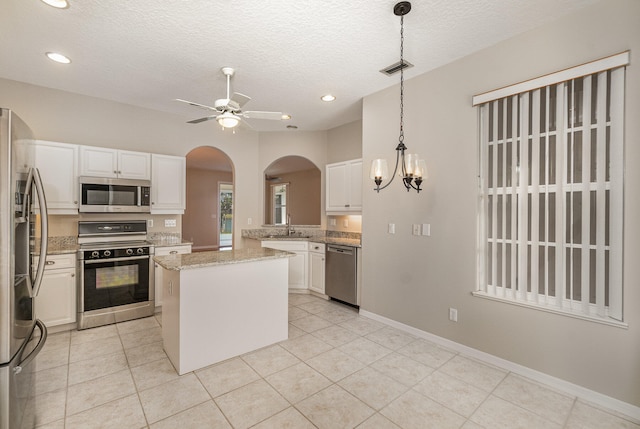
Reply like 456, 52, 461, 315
82, 255, 150, 264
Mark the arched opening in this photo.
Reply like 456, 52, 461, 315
264, 156, 321, 226
183, 146, 234, 251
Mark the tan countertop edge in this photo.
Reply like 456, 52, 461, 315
254, 236, 361, 248
154, 248, 294, 271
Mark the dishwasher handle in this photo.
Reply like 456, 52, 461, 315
327, 245, 354, 255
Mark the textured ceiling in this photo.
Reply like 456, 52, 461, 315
1, 0, 598, 132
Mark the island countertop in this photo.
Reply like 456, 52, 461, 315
154, 247, 293, 271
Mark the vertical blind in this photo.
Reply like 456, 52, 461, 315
473, 52, 627, 322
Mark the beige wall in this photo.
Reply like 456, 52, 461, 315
0, 78, 264, 249
327, 120, 362, 163
183, 168, 233, 249
361, 0, 639, 406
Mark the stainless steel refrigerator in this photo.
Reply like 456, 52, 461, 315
0, 108, 49, 429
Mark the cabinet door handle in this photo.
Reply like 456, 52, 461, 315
169, 280, 173, 295
45, 260, 55, 265
170, 251, 178, 254
71, 273, 75, 277
345, 204, 350, 207
113, 170, 117, 174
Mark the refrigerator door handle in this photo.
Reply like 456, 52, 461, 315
15, 319, 47, 372
30, 168, 49, 297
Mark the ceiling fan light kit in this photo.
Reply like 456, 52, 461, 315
217, 112, 241, 129
177, 67, 282, 130
371, 1, 426, 193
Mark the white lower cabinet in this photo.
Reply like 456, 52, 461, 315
308, 242, 326, 294
34, 253, 77, 327
154, 244, 192, 308
261, 241, 309, 290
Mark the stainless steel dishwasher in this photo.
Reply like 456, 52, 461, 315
325, 244, 357, 306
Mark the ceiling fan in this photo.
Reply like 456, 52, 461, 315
176, 67, 283, 129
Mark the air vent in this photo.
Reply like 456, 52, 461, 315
380, 60, 414, 76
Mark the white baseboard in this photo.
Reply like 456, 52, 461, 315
359, 309, 640, 424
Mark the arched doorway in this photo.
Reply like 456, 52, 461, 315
183, 146, 234, 251
263, 156, 321, 226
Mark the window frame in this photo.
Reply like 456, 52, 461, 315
472, 52, 628, 327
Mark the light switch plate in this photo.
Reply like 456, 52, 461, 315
147, 219, 153, 228
388, 223, 395, 234
422, 223, 431, 236
164, 219, 177, 227
412, 224, 421, 235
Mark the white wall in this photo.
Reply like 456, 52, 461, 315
362, 0, 639, 407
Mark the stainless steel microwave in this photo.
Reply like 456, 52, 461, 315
79, 176, 151, 213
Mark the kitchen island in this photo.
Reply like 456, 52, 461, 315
154, 248, 293, 375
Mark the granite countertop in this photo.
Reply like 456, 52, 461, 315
243, 228, 361, 248
35, 236, 78, 255
147, 238, 193, 247
154, 247, 293, 271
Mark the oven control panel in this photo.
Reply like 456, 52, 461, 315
82, 246, 151, 260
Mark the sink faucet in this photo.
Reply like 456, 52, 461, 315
286, 213, 294, 236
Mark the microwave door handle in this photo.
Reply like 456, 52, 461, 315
31, 168, 49, 297
138, 186, 141, 207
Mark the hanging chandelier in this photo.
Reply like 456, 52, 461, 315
370, 1, 426, 193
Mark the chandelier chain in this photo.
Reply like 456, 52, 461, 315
399, 14, 405, 144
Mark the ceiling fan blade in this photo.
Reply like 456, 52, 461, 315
175, 98, 217, 111
239, 118, 254, 130
242, 111, 282, 120
231, 92, 251, 108
187, 116, 216, 124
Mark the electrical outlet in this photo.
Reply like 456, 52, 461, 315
164, 219, 177, 228
388, 223, 395, 234
449, 308, 458, 322
343, 219, 349, 227
247, 218, 252, 225
330, 218, 337, 226
147, 219, 153, 228
412, 224, 421, 235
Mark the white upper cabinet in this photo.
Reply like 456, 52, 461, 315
80, 146, 151, 180
32, 140, 79, 214
326, 158, 362, 213
151, 154, 186, 214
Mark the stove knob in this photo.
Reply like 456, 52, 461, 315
136, 248, 145, 255
103, 250, 111, 257
91, 251, 100, 259
126, 248, 134, 256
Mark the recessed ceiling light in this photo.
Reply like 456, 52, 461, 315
46, 52, 71, 64
281, 114, 291, 120
40, 0, 69, 9
321, 94, 336, 102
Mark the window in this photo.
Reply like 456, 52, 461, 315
271, 183, 288, 225
473, 52, 628, 325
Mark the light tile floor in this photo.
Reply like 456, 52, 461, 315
31, 293, 639, 428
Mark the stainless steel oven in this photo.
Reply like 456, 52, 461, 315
77, 221, 154, 330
